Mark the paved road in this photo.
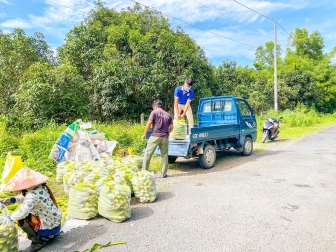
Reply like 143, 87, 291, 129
45, 126, 336, 252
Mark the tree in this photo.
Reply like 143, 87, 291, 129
254, 41, 282, 70
60, 3, 213, 121
15, 62, 89, 129
287, 28, 324, 61
0, 29, 53, 116
213, 59, 238, 96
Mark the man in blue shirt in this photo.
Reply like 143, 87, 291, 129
174, 78, 194, 133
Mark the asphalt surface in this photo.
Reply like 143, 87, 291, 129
44, 126, 336, 252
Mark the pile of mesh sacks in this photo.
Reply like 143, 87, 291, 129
50, 120, 157, 223
57, 156, 156, 223
49, 119, 118, 163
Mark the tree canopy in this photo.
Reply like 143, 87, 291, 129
0, 2, 335, 130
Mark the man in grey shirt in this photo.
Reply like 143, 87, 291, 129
142, 100, 174, 178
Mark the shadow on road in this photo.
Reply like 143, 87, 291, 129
126, 206, 154, 222
44, 221, 108, 252
263, 138, 291, 144
155, 191, 175, 202
168, 147, 286, 178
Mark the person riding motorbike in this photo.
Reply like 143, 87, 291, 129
0, 167, 62, 252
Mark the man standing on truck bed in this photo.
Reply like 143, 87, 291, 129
174, 78, 194, 134
142, 100, 174, 178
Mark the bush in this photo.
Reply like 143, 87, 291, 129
94, 121, 144, 154
18, 124, 64, 175
15, 63, 90, 130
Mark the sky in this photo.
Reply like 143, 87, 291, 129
0, 0, 335, 66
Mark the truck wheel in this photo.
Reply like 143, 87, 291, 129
199, 145, 216, 169
168, 156, 177, 164
261, 131, 268, 143
241, 137, 253, 156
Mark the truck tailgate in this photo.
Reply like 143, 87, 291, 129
167, 139, 190, 157
152, 138, 190, 157
144, 129, 190, 157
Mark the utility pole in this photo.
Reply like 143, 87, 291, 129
274, 22, 278, 111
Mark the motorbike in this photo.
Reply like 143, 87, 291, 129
261, 116, 283, 143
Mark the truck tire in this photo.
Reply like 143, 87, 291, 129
262, 131, 268, 143
199, 145, 216, 169
241, 137, 253, 156
168, 156, 177, 164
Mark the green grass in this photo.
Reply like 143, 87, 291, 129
254, 148, 263, 153
147, 155, 180, 173
256, 106, 336, 143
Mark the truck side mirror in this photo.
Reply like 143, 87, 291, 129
251, 110, 255, 116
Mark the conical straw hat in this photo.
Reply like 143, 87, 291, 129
2, 167, 49, 192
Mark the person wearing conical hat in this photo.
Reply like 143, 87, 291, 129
0, 168, 62, 251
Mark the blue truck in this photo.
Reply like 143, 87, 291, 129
146, 96, 257, 169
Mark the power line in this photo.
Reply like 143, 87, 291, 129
233, 0, 275, 22
191, 0, 273, 39
276, 23, 294, 40
131, 0, 257, 48
232, 0, 294, 40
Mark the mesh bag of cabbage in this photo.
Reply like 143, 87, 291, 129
131, 170, 156, 203
67, 183, 98, 220
124, 155, 143, 170
98, 183, 131, 223
0, 205, 18, 252
170, 119, 187, 140
56, 161, 74, 184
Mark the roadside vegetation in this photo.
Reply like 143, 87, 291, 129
1, 107, 335, 177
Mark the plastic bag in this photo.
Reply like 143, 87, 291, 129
75, 145, 92, 163
131, 170, 156, 203
97, 140, 118, 157
1, 152, 23, 184
64, 122, 79, 139
67, 183, 98, 220
55, 134, 71, 149
49, 144, 67, 163
170, 119, 187, 140
0, 205, 18, 251
98, 183, 131, 223
64, 142, 77, 161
